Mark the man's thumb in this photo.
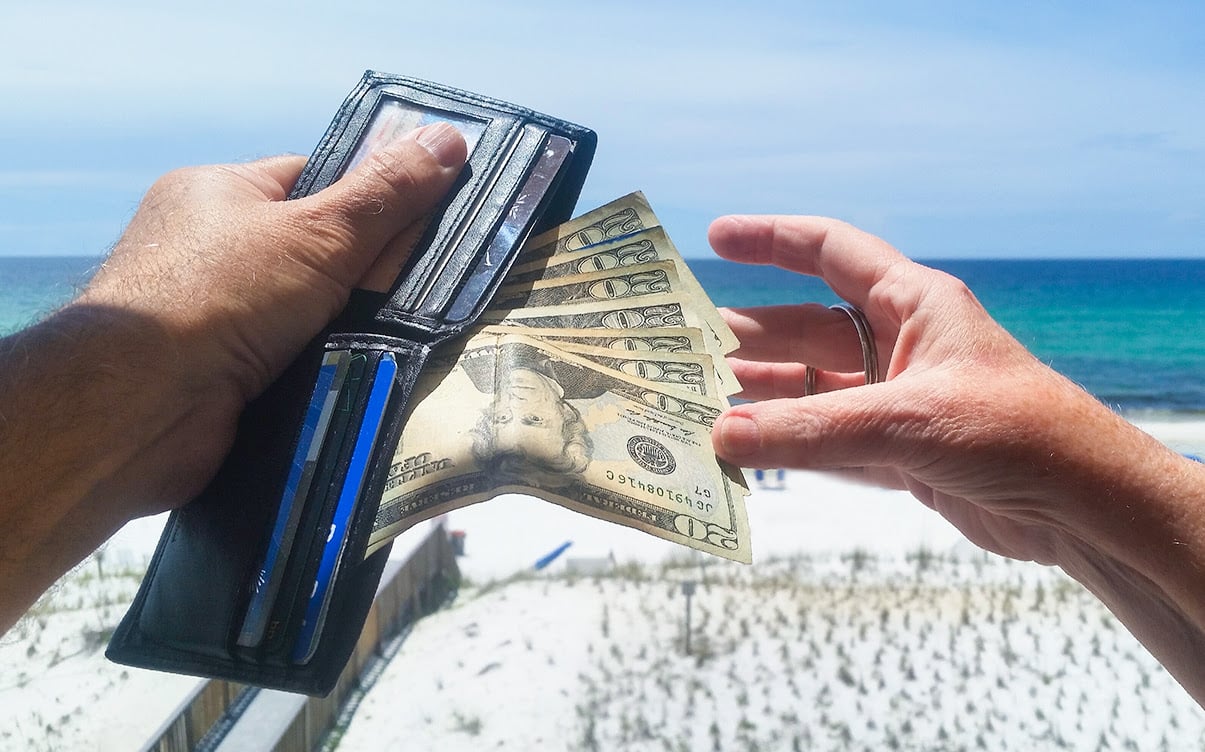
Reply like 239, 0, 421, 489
287, 122, 468, 281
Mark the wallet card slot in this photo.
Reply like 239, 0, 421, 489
291, 351, 398, 663
270, 335, 431, 664
255, 348, 381, 659
237, 350, 352, 648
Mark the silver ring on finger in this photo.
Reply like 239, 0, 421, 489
803, 303, 880, 396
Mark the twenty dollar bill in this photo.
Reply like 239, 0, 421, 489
370, 332, 751, 563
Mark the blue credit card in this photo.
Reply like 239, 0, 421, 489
292, 351, 398, 664
237, 351, 351, 648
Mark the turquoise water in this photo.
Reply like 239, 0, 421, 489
0, 257, 99, 334
2, 256, 1202, 414
693, 258, 1205, 414
940, 260, 1204, 414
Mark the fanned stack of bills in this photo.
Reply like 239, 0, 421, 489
366, 193, 752, 563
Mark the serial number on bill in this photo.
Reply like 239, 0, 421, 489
604, 470, 715, 513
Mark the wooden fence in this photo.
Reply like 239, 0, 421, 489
138, 524, 459, 752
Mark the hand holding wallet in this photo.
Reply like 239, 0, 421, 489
106, 72, 596, 695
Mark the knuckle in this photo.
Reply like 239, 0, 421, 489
790, 408, 833, 463
290, 201, 356, 246
361, 145, 425, 193
928, 267, 977, 303
142, 166, 200, 206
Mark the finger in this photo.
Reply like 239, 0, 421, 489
728, 357, 868, 400
284, 122, 468, 286
722, 304, 877, 372
727, 358, 808, 399
711, 386, 922, 471
708, 215, 907, 312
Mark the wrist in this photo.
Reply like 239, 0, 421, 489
0, 305, 207, 628
4, 301, 239, 520
1054, 401, 1204, 567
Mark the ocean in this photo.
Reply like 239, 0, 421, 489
1, 256, 1202, 416
695, 258, 1205, 416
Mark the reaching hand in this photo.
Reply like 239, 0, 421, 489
707, 214, 1205, 703
711, 215, 1096, 563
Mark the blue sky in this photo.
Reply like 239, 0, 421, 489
1, 1, 1203, 258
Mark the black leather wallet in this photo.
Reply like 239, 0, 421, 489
106, 72, 596, 695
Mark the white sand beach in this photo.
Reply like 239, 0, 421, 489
2, 417, 1203, 750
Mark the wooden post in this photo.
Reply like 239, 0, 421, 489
681, 581, 696, 655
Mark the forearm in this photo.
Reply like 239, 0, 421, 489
1058, 525, 1205, 706
0, 304, 226, 632
1048, 392, 1205, 701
